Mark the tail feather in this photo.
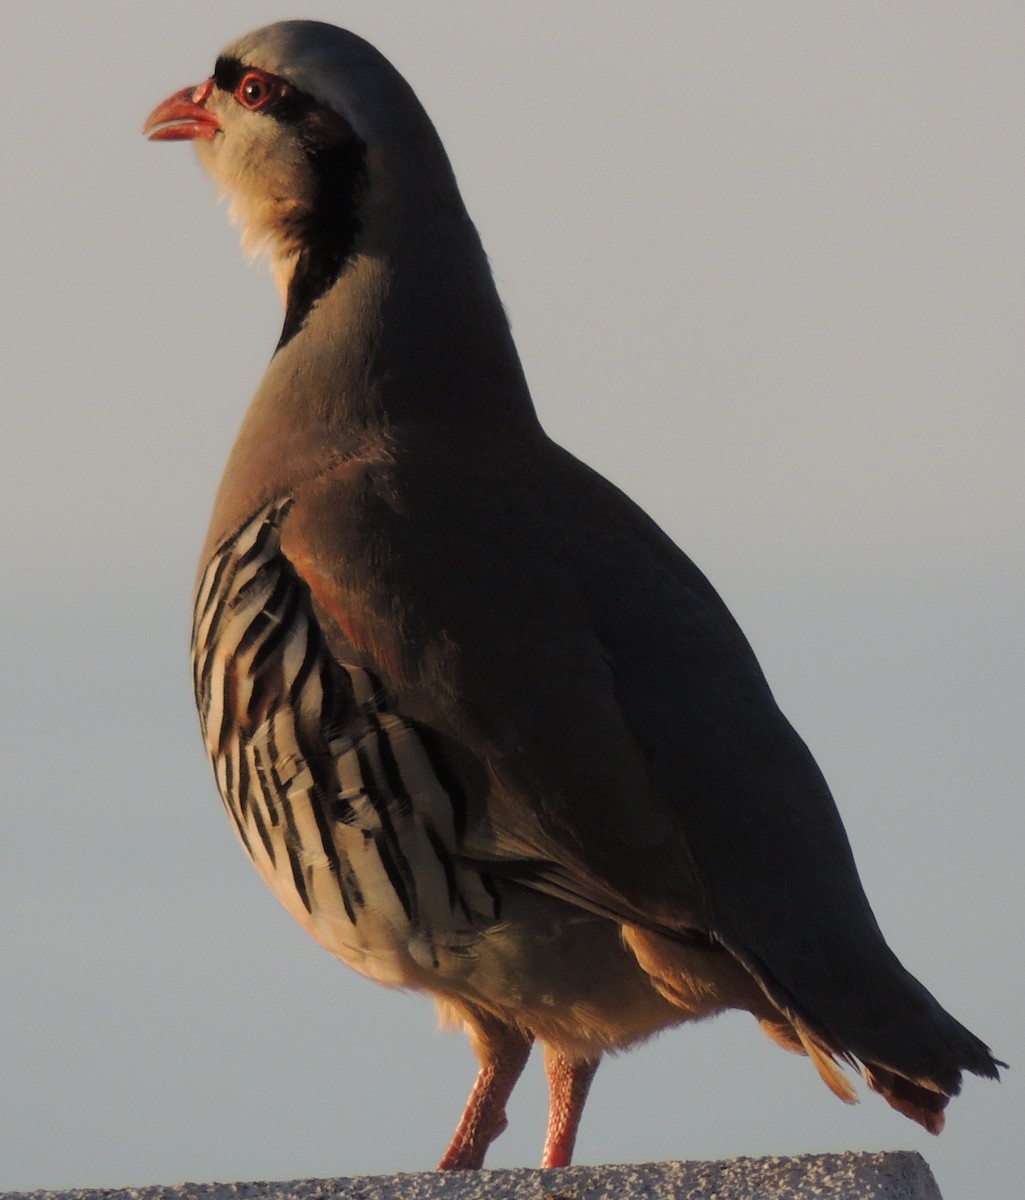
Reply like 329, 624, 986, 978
627, 914, 1002, 1130
794, 1024, 860, 1105
787, 1015, 962, 1133
862, 1063, 949, 1134
723, 934, 1003, 1129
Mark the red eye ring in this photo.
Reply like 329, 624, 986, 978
235, 70, 280, 111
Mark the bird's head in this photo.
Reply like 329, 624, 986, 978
143, 20, 529, 434
143, 21, 457, 305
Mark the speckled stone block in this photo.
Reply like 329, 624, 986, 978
0, 1150, 943, 1200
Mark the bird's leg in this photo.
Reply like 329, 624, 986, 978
438, 1020, 533, 1170
540, 1049, 600, 1168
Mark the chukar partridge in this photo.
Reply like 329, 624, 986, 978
144, 20, 1000, 1170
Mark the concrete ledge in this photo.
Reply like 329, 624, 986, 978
2, 1151, 942, 1200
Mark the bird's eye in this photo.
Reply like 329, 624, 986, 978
236, 71, 276, 110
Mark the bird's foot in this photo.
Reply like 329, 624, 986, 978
540, 1052, 600, 1168
438, 1025, 532, 1170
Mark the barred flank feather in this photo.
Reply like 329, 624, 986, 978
191, 501, 499, 985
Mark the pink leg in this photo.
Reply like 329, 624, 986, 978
541, 1050, 600, 1168
438, 1022, 533, 1170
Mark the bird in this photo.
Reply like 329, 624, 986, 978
143, 19, 1000, 1171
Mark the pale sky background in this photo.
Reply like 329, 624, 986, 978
2, 3, 1022, 1197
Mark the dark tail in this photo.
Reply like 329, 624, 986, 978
752, 942, 1004, 1132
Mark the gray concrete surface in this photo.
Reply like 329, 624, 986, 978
1, 1151, 942, 1200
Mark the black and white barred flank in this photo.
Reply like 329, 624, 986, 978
191, 500, 500, 987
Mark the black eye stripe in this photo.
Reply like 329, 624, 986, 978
213, 55, 248, 94
213, 55, 323, 125
208, 55, 368, 352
